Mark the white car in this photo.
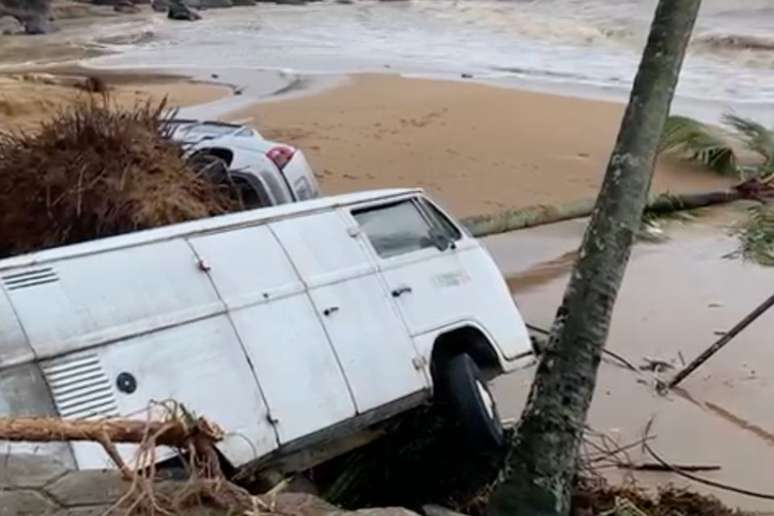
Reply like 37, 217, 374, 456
167, 119, 320, 206
0, 189, 533, 474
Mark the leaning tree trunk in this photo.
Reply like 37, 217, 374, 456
486, 2, 702, 515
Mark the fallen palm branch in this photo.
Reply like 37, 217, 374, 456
659, 113, 774, 180
736, 203, 774, 265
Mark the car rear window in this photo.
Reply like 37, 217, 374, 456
353, 201, 435, 258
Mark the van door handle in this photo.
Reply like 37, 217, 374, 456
323, 306, 340, 317
391, 286, 413, 298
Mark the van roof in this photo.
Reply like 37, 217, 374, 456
0, 188, 421, 272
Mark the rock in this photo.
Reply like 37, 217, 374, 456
271, 493, 340, 516
231, 0, 255, 5
20, 13, 50, 34
0, 0, 52, 33
168, 0, 200, 20
114, 0, 140, 12
0, 14, 23, 33
422, 505, 469, 516
187, 0, 232, 8
348, 509, 419, 516
255, 0, 309, 4
151, 0, 168, 11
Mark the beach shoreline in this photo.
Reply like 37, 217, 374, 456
0, 63, 734, 218
225, 73, 733, 217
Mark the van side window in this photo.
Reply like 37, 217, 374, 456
353, 201, 435, 258
421, 200, 462, 241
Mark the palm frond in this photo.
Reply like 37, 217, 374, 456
659, 115, 738, 176
722, 113, 774, 166
737, 204, 774, 266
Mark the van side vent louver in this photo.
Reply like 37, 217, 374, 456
2, 267, 59, 291
42, 353, 119, 420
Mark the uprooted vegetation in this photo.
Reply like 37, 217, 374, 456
572, 479, 744, 516
0, 95, 243, 258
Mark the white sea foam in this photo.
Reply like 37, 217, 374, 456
81, 0, 774, 116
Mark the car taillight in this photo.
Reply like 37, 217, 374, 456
266, 145, 295, 171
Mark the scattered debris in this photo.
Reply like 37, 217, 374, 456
572, 480, 742, 516
617, 462, 721, 473
639, 357, 675, 373
667, 292, 774, 389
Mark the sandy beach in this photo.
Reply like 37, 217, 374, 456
0, 70, 230, 131
0, 69, 734, 217
232, 74, 733, 217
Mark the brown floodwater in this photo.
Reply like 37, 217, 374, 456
484, 202, 774, 513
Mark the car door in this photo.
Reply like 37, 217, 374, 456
188, 226, 357, 445
270, 211, 429, 414
348, 197, 473, 338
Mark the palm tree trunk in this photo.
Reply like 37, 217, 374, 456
486, 2, 702, 515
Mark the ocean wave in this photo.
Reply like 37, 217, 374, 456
80, 0, 774, 107
694, 33, 774, 52
94, 30, 157, 47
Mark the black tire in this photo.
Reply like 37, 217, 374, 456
442, 353, 505, 450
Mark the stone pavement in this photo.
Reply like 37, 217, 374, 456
0, 454, 225, 515
0, 454, 420, 516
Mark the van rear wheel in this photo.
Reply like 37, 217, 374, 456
442, 353, 505, 450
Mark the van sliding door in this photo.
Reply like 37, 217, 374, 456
270, 211, 428, 414
188, 226, 356, 445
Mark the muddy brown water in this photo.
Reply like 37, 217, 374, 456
484, 203, 774, 513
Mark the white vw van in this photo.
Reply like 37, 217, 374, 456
0, 189, 532, 474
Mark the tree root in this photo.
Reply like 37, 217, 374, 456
0, 400, 261, 515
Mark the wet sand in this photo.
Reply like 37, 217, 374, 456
487, 203, 774, 512
232, 74, 734, 217
0, 72, 231, 130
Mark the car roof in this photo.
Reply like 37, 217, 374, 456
0, 188, 422, 271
